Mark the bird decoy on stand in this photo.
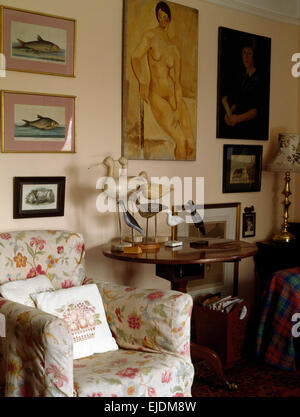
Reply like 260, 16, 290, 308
118, 200, 144, 247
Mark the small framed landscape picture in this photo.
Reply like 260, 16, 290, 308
223, 144, 262, 193
0, 5, 76, 77
13, 177, 66, 219
242, 211, 256, 238
1, 90, 76, 153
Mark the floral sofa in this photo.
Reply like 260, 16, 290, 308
0, 230, 194, 397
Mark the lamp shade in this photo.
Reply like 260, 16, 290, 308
266, 133, 300, 173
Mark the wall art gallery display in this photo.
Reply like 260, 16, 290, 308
1, 90, 76, 153
13, 176, 66, 218
122, 0, 198, 161
0, 5, 76, 77
217, 26, 271, 140
173, 202, 241, 296
223, 144, 262, 193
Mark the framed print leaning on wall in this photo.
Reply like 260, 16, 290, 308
122, 0, 198, 161
13, 176, 66, 219
217, 27, 271, 140
174, 202, 241, 297
0, 6, 76, 77
1, 90, 76, 153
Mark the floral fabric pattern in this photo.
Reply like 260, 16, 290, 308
0, 230, 194, 397
97, 282, 193, 360
0, 230, 86, 289
0, 298, 73, 397
73, 349, 194, 397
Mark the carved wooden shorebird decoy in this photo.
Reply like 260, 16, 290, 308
136, 172, 174, 201
165, 209, 185, 228
185, 200, 206, 236
118, 200, 144, 243
136, 200, 168, 241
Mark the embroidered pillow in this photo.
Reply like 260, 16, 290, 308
31, 284, 119, 359
0, 275, 55, 307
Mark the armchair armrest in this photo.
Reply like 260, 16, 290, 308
97, 282, 193, 361
0, 297, 73, 397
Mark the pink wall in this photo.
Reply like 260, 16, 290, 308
0, 0, 299, 302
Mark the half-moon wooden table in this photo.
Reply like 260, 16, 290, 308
103, 237, 258, 389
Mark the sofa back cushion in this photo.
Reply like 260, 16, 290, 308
0, 274, 55, 307
0, 230, 86, 289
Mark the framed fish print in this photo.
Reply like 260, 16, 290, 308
1, 90, 76, 153
13, 176, 66, 219
0, 6, 76, 77
122, 0, 198, 161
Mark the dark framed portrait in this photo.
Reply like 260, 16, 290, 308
13, 176, 66, 218
242, 212, 256, 238
223, 144, 262, 193
217, 27, 271, 140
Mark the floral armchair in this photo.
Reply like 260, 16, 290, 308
0, 230, 194, 397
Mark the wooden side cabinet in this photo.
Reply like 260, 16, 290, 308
254, 240, 300, 302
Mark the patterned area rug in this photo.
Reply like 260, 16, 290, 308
192, 360, 300, 397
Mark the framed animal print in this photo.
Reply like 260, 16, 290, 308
1, 90, 76, 153
122, 0, 198, 161
0, 5, 76, 77
217, 27, 271, 140
13, 176, 66, 219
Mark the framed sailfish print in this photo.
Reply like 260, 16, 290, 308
0, 6, 76, 77
1, 90, 76, 153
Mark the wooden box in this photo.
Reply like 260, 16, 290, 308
193, 301, 250, 365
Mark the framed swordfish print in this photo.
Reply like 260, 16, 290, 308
0, 5, 76, 77
122, 0, 198, 161
1, 90, 76, 153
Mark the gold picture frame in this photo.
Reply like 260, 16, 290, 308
122, 0, 198, 161
173, 202, 241, 297
0, 5, 76, 77
1, 90, 76, 153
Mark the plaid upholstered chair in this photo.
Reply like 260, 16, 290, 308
0, 230, 194, 397
256, 267, 300, 371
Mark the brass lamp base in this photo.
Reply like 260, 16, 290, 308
272, 231, 296, 243
272, 171, 296, 244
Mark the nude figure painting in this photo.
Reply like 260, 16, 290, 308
122, 0, 198, 161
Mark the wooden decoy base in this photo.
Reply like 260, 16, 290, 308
139, 241, 160, 252
124, 235, 143, 243
149, 236, 169, 243
111, 240, 132, 252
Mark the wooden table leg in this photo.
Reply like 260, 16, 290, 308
191, 342, 237, 390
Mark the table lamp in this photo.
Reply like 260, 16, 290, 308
266, 133, 300, 243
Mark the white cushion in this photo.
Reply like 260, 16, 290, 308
0, 275, 55, 307
31, 284, 119, 359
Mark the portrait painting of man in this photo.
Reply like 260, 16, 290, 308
217, 27, 271, 140
122, 0, 198, 160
